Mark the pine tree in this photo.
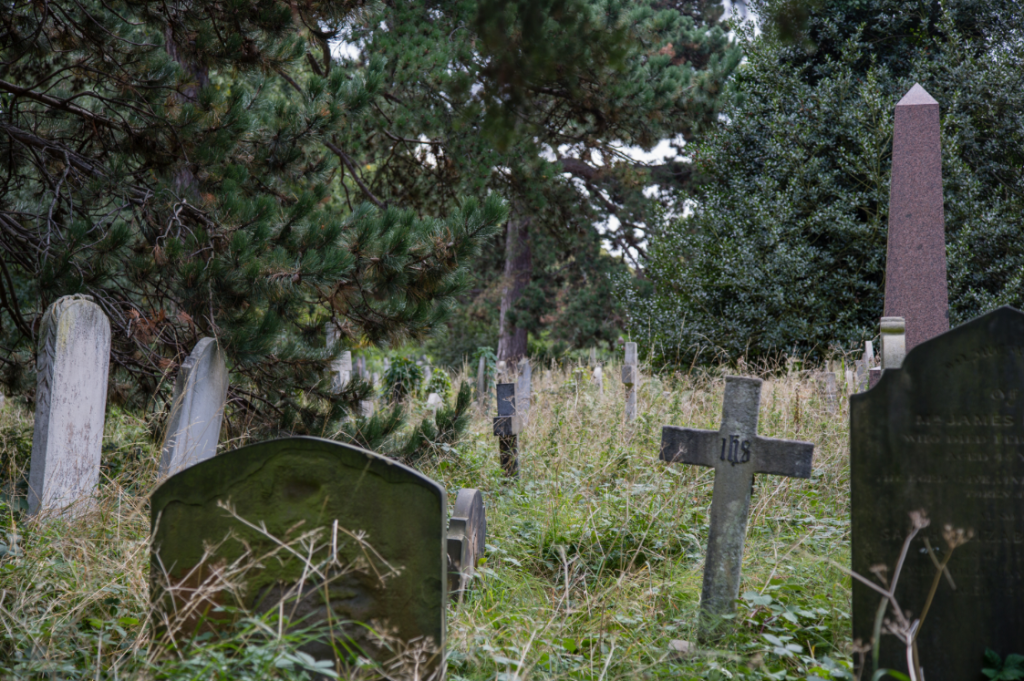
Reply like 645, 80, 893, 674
328, 0, 741, 363
0, 0, 506, 434
634, 0, 1024, 365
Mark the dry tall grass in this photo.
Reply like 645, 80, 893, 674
0, 361, 854, 679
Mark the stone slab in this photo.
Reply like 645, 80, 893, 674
150, 436, 447, 672
159, 337, 229, 476
883, 84, 949, 351
851, 306, 1024, 678
28, 295, 111, 515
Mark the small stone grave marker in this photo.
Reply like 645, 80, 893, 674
28, 295, 111, 516
493, 383, 520, 477
447, 488, 486, 598
851, 306, 1024, 678
159, 338, 229, 477
623, 342, 639, 422
660, 376, 814, 626
151, 436, 447, 674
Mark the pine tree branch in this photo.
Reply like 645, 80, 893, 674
326, 139, 386, 209
0, 79, 132, 134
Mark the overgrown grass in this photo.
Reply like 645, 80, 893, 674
0, 363, 854, 679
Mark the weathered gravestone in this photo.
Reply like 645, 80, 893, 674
623, 342, 639, 422
151, 436, 446, 675
493, 383, 520, 477
28, 295, 111, 516
851, 306, 1024, 678
476, 355, 487, 406
516, 358, 532, 427
446, 488, 486, 598
159, 338, 229, 477
883, 84, 949, 352
593, 364, 604, 393
660, 377, 814, 626
325, 323, 351, 393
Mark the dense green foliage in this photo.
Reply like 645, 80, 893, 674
0, 0, 512, 434
634, 0, 1024, 364
328, 0, 740, 365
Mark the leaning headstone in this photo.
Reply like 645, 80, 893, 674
151, 437, 446, 674
28, 295, 111, 516
623, 342, 639, 422
159, 338, 229, 477
883, 84, 949, 352
493, 383, 520, 477
851, 306, 1024, 679
447, 488, 486, 598
516, 358, 532, 426
660, 376, 814, 628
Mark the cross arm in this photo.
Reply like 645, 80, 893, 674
753, 436, 814, 479
660, 426, 720, 467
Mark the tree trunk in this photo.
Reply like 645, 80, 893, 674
497, 212, 532, 363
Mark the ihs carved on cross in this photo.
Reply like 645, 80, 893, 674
660, 376, 814, 626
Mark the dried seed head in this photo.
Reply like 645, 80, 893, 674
909, 509, 931, 531
943, 524, 975, 550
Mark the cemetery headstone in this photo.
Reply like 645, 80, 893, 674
856, 340, 875, 392
325, 323, 351, 393
880, 316, 906, 370
883, 84, 949, 352
151, 436, 447, 674
623, 342, 639, 422
816, 372, 838, 413
446, 488, 486, 598
660, 376, 814, 626
28, 295, 111, 516
851, 306, 1024, 679
593, 364, 604, 393
516, 358, 532, 426
493, 383, 520, 477
159, 337, 229, 477
589, 347, 597, 366
426, 392, 443, 413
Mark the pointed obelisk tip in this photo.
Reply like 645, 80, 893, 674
896, 83, 938, 107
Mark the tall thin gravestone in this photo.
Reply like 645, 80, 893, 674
493, 383, 520, 477
516, 358, 531, 427
28, 295, 111, 516
159, 338, 229, 477
660, 377, 814, 627
476, 355, 487, 409
623, 342, 638, 422
883, 84, 949, 352
151, 437, 447, 675
851, 307, 1024, 678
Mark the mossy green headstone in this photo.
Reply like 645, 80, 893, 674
851, 306, 1024, 678
150, 436, 446, 671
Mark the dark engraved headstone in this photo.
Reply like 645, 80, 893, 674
851, 307, 1024, 678
884, 84, 949, 351
660, 377, 814, 624
447, 488, 486, 597
150, 437, 446, 674
493, 383, 520, 476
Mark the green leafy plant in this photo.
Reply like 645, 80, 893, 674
983, 649, 1024, 680
383, 357, 425, 403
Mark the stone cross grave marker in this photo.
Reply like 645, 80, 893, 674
159, 338, 229, 477
660, 376, 814, 624
28, 294, 111, 516
883, 84, 949, 352
151, 436, 447, 675
493, 383, 520, 477
851, 306, 1024, 679
623, 342, 639, 422
447, 488, 487, 598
